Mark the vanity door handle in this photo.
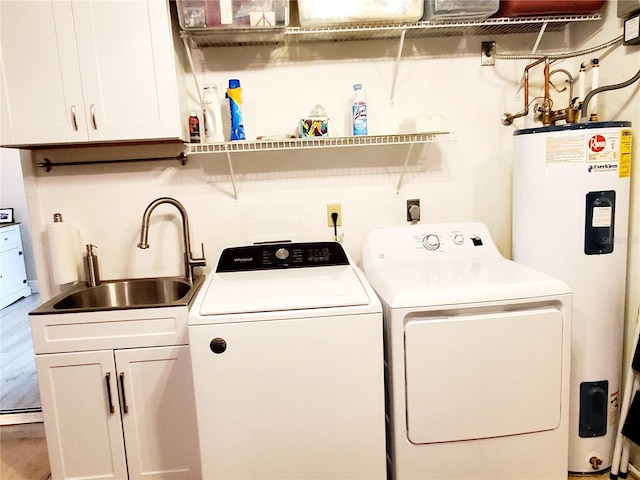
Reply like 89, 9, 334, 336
119, 372, 128, 414
71, 105, 79, 131
105, 372, 115, 414
90, 104, 98, 130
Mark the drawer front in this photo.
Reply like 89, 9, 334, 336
0, 226, 21, 252
30, 306, 189, 354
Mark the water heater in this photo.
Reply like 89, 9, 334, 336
512, 121, 632, 473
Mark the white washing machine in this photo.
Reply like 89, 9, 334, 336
361, 223, 573, 479
188, 241, 386, 480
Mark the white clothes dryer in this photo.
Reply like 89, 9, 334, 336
362, 223, 572, 479
188, 241, 386, 480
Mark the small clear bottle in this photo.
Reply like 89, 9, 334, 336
352, 83, 368, 136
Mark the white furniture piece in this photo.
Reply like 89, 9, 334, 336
0, 0, 187, 147
362, 222, 573, 479
0, 223, 31, 309
30, 302, 201, 480
188, 241, 386, 479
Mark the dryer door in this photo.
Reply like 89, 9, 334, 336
404, 307, 563, 444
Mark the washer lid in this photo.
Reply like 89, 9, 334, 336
199, 265, 371, 315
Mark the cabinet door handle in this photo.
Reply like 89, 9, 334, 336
105, 372, 115, 414
71, 105, 79, 131
90, 104, 98, 130
119, 372, 128, 414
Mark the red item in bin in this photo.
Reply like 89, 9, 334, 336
496, 0, 605, 17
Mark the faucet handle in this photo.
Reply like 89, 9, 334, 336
191, 242, 207, 267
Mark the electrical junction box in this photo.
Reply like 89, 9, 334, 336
624, 12, 640, 45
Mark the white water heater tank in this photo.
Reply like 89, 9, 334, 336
512, 121, 632, 474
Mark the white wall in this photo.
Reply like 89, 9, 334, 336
19, 2, 639, 343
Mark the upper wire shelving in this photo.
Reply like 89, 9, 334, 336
185, 132, 451, 155
181, 13, 602, 48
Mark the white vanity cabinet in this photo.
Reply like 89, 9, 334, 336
0, 224, 32, 309
0, 0, 186, 147
31, 306, 201, 480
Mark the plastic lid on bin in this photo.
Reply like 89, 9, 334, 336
229, 79, 241, 88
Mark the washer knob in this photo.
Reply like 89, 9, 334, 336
210, 338, 227, 354
423, 234, 440, 251
275, 248, 289, 260
453, 233, 464, 245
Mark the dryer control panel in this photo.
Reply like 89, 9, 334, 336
362, 222, 503, 272
420, 230, 484, 252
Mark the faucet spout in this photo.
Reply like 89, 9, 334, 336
137, 197, 206, 281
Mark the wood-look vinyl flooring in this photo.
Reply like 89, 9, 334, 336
1, 423, 50, 480
1, 294, 41, 413
0, 420, 617, 480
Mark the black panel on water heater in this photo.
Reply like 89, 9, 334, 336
585, 191, 616, 255
579, 380, 608, 437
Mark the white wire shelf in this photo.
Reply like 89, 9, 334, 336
181, 14, 601, 47
186, 132, 451, 154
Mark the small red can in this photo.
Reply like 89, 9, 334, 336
189, 112, 200, 143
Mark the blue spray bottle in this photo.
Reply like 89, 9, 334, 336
226, 79, 246, 141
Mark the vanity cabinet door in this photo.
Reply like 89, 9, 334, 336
0, 0, 183, 147
116, 345, 201, 480
36, 350, 128, 480
69, 0, 183, 143
0, 0, 86, 146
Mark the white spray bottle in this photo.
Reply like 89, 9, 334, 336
203, 84, 225, 143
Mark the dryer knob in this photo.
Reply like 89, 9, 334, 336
453, 233, 464, 245
275, 248, 290, 260
423, 234, 440, 251
210, 337, 227, 354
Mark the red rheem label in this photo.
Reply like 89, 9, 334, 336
589, 134, 607, 152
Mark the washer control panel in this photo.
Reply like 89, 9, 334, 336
216, 241, 349, 272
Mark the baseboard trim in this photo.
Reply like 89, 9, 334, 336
0, 411, 43, 426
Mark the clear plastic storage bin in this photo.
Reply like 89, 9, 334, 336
297, 0, 423, 27
177, 0, 290, 29
421, 0, 499, 21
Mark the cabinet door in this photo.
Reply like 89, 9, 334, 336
0, 247, 29, 309
70, 0, 182, 142
0, 0, 86, 146
116, 345, 201, 479
36, 350, 128, 480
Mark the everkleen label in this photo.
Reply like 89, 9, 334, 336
619, 129, 632, 178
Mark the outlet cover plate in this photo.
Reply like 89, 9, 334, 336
327, 204, 342, 227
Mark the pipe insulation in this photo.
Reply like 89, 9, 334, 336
580, 66, 640, 120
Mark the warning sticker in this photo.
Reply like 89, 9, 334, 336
546, 135, 585, 163
610, 390, 620, 426
619, 129, 632, 179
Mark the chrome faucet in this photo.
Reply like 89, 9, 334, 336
137, 197, 206, 282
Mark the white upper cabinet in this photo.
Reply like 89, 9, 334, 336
0, 0, 186, 147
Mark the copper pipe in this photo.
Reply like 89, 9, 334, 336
501, 57, 546, 126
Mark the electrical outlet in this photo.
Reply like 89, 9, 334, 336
407, 199, 420, 222
481, 41, 495, 66
327, 204, 342, 227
